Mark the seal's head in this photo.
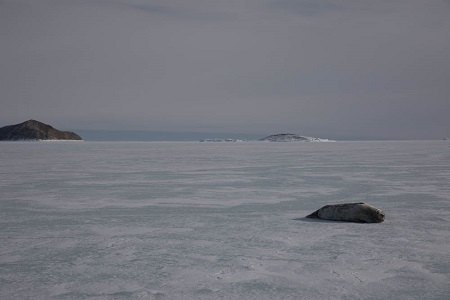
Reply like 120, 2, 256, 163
357, 203, 385, 223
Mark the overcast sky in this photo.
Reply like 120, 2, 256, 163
1, 0, 449, 139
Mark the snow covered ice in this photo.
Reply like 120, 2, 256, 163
1, 141, 449, 299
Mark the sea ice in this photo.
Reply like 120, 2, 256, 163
1, 141, 449, 299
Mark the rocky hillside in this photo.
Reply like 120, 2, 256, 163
260, 133, 335, 142
0, 120, 82, 141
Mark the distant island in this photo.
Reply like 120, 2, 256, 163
197, 133, 335, 142
260, 133, 335, 142
0, 120, 82, 141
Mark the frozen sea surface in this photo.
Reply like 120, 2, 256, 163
1, 141, 449, 299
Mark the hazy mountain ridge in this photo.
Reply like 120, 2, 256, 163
0, 121, 337, 142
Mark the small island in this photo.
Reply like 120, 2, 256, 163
260, 133, 335, 142
0, 120, 82, 141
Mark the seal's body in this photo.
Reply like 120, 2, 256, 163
306, 202, 385, 223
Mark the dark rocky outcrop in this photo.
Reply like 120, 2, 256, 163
0, 120, 82, 141
260, 133, 309, 142
260, 133, 334, 142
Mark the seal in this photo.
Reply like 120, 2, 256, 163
306, 202, 385, 223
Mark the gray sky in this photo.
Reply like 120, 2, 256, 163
1, 0, 449, 139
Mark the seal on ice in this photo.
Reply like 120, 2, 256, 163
306, 202, 385, 223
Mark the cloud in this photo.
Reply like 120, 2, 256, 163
1, 0, 449, 139
270, 0, 342, 16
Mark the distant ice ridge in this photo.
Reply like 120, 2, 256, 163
198, 139, 248, 142
259, 133, 335, 142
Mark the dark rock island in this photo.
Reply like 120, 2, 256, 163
0, 120, 82, 141
260, 133, 335, 142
